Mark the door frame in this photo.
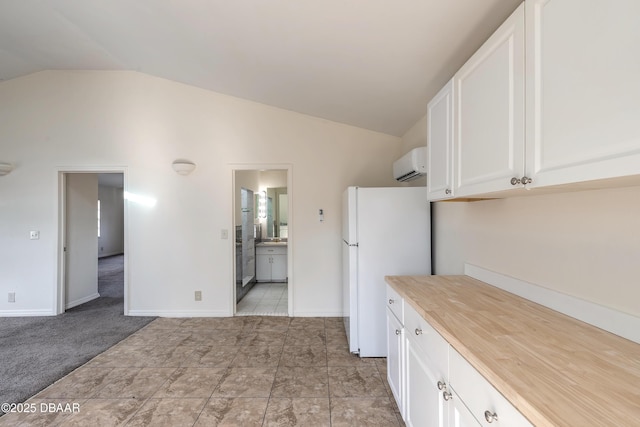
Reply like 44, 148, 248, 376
55, 166, 129, 315
230, 163, 293, 316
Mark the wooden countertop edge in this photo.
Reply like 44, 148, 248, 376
385, 275, 554, 426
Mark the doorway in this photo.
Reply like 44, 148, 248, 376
56, 169, 127, 315
232, 166, 292, 316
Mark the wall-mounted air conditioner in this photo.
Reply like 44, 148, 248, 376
393, 147, 426, 182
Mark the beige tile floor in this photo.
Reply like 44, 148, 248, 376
0, 317, 404, 426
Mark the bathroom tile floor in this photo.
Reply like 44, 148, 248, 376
1, 316, 404, 426
236, 282, 288, 315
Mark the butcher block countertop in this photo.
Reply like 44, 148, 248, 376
385, 275, 640, 427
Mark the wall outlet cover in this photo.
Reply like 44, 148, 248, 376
195, 291, 202, 301
8, 292, 15, 303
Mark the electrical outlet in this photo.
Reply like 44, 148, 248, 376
29, 230, 40, 240
8, 292, 15, 303
195, 291, 202, 301
221, 229, 228, 240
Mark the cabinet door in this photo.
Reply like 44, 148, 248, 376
454, 3, 525, 197
256, 254, 271, 282
271, 254, 288, 282
449, 390, 482, 427
427, 79, 455, 201
386, 310, 404, 416
525, 0, 640, 188
405, 340, 447, 427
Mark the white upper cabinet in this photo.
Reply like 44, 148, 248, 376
453, 3, 525, 197
427, 79, 455, 201
525, 0, 640, 188
426, 0, 640, 201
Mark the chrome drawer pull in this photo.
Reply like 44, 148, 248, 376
484, 410, 498, 423
437, 380, 446, 391
415, 328, 423, 336
395, 329, 401, 336
442, 391, 452, 401
389, 299, 394, 304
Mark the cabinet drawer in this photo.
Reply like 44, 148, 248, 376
404, 302, 448, 380
256, 245, 287, 255
449, 349, 532, 426
386, 285, 404, 324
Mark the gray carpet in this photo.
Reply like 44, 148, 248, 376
0, 255, 155, 408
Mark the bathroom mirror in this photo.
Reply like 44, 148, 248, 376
265, 187, 287, 238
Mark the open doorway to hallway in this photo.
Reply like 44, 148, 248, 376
57, 170, 127, 315
233, 168, 291, 316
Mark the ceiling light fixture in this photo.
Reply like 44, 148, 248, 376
0, 162, 14, 176
172, 159, 196, 176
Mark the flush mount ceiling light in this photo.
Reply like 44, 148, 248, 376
172, 159, 196, 176
0, 162, 14, 176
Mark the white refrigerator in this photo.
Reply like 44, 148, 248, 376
342, 186, 431, 357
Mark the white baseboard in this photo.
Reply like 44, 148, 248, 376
66, 293, 100, 310
292, 311, 343, 317
465, 263, 640, 344
127, 310, 232, 317
0, 309, 56, 317
127, 310, 343, 318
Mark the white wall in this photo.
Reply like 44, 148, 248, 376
98, 184, 124, 257
0, 70, 400, 317
397, 115, 427, 187
400, 113, 640, 318
65, 173, 99, 309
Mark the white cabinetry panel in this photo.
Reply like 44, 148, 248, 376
405, 339, 448, 427
454, 3, 525, 196
427, 79, 455, 201
386, 308, 404, 414
449, 349, 532, 427
526, 0, 640, 188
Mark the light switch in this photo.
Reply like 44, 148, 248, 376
29, 230, 40, 240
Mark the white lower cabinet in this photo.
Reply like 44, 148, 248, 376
386, 284, 531, 427
255, 245, 287, 282
449, 349, 532, 427
386, 307, 404, 413
405, 339, 448, 427
449, 390, 481, 427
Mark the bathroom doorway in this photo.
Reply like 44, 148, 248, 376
232, 166, 292, 316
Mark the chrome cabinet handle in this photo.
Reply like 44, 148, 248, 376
395, 329, 401, 336
511, 176, 532, 186
442, 391, 452, 401
388, 299, 394, 304
437, 380, 446, 390
415, 328, 423, 336
445, 188, 451, 195
484, 410, 498, 423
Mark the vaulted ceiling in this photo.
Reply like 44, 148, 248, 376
0, 0, 521, 136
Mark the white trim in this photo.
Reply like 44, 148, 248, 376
292, 311, 343, 317
65, 293, 100, 310
128, 310, 231, 318
0, 309, 56, 317
465, 263, 640, 344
